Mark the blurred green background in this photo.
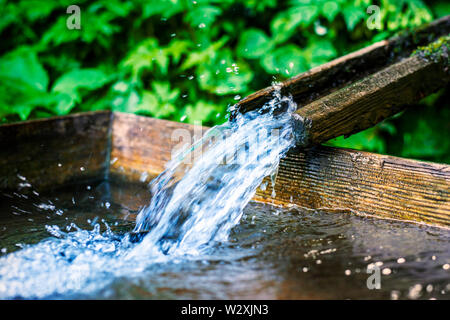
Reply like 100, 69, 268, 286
0, 0, 449, 163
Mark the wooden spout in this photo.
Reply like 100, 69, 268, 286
292, 44, 450, 146
229, 15, 450, 147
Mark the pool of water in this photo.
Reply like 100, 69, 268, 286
0, 180, 449, 299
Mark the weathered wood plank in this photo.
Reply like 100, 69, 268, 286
231, 15, 450, 120
110, 112, 206, 184
0, 111, 112, 192
255, 146, 450, 228
0, 112, 448, 228
293, 52, 450, 146
109, 115, 450, 228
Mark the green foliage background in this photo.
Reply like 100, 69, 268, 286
0, 0, 449, 163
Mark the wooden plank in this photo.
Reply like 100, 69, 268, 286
0, 111, 112, 192
109, 112, 207, 184
0, 112, 448, 228
109, 115, 450, 228
255, 146, 450, 228
293, 52, 450, 146
231, 15, 450, 120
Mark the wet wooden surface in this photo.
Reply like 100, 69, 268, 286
0, 111, 111, 192
294, 53, 450, 146
0, 112, 448, 227
255, 146, 450, 228
108, 114, 450, 228
110, 112, 206, 184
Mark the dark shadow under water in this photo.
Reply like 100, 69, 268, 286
0, 180, 449, 299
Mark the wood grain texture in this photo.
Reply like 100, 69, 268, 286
110, 112, 207, 184
230, 15, 450, 120
0, 112, 448, 227
110, 115, 450, 228
0, 111, 112, 192
293, 53, 450, 146
254, 146, 450, 228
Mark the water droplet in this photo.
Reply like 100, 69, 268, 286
80, 167, 85, 171
140, 172, 149, 183
390, 290, 400, 300
408, 284, 423, 299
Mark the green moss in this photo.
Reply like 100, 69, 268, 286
412, 35, 450, 67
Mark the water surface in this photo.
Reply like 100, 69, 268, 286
0, 180, 449, 299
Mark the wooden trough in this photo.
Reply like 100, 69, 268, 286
1, 16, 449, 229
0, 108, 449, 228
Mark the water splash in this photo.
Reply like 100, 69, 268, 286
0, 90, 297, 298
130, 90, 296, 256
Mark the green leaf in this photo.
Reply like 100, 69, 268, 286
0, 48, 48, 92
184, 5, 222, 28
151, 81, 180, 104
237, 29, 273, 59
271, 6, 319, 43
196, 49, 253, 95
121, 39, 169, 79
342, 5, 366, 31
165, 40, 192, 64
52, 93, 76, 115
181, 37, 228, 70
141, 0, 185, 19
0, 75, 56, 120
261, 45, 307, 77
134, 91, 159, 115
0, 48, 53, 119
111, 89, 140, 113
52, 69, 110, 97
322, 1, 340, 22
183, 101, 217, 124
303, 39, 337, 67
17, 0, 64, 22
51, 69, 110, 115
41, 10, 121, 48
